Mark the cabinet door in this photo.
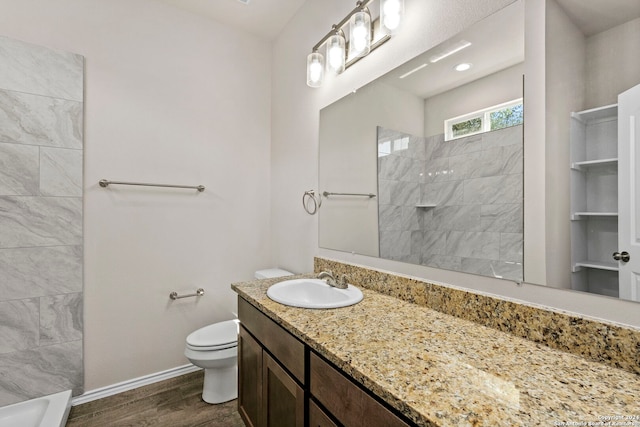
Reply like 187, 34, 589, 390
238, 326, 262, 427
262, 352, 304, 427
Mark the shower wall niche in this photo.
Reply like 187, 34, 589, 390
0, 36, 84, 406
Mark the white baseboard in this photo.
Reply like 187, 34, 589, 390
72, 364, 202, 406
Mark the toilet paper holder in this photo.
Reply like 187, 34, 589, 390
169, 288, 205, 300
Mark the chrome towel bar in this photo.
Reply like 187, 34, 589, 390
169, 288, 205, 300
99, 179, 205, 192
322, 191, 376, 198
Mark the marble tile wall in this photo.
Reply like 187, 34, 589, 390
378, 125, 523, 281
0, 35, 84, 406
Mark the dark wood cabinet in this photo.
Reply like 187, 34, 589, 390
262, 352, 304, 427
310, 352, 410, 427
238, 296, 414, 427
309, 399, 338, 427
238, 298, 305, 427
238, 298, 305, 383
238, 326, 262, 427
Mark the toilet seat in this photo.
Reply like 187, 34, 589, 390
186, 319, 239, 352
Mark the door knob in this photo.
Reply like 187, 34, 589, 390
613, 251, 630, 262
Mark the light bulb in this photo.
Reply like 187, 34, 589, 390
381, 0, 404, 34
326, 33, 346, 74
306, 52, 324, 88
352, 25, 367, 51
383, 0, 401, 15
349, 10, 371, 58
309, 62, 322, 81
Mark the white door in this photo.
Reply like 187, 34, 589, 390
618, 83, 640, 301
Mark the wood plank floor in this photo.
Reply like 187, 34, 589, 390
66, 370, 245, 427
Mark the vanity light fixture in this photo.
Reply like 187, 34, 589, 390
306, 0, 404, 88
380, 0, 404, 34
306, 51, 325, 87
349, 7, 372, 58
327, 27, 347, 75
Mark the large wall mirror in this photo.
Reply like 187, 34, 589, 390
318, 0, 640, 303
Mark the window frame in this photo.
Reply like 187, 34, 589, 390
444, 98, 523, 141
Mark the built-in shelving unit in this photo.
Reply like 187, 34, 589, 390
570, 104, 619, 295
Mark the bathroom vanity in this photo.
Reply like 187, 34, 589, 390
237, 297, 410, 427
232, 263, 640, 427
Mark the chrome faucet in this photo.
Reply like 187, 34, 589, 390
317, 270, 349, 289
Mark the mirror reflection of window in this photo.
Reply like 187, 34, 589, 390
444, 98, 524, 141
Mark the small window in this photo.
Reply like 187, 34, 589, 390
444, 98, 523, 141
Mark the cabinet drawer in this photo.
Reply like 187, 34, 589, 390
310, 352, 410, 427
238, 297, 305, 384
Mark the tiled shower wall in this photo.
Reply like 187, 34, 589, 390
378, 125, 523, 281
0, 36, 84, 405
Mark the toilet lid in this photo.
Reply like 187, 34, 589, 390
186, 319, 239, 348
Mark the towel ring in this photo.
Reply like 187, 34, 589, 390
302, 190, 322, 215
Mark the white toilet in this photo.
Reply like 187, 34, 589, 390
184, 268, 293, 404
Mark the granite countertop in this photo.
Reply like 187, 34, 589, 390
232, 275, 640, 427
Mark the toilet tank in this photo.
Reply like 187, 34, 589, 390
254, 268, 294, 279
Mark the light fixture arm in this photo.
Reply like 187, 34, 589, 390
311, 0, 374, 52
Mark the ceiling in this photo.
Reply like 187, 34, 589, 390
556, 0, 640, 36
151, 0, 640, 43
375, 0, 640, 100
153, 0, 308, 40
381, 0, 524, 99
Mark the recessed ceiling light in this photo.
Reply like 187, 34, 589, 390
399, 63, 427, 79
454, 63, 472, 72
236, 0, 250, 4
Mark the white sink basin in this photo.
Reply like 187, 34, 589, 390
267, 278, 363, 309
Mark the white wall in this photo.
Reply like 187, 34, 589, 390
544, 0, 586, 289
0, 0, 273, 389
423, 63, 524, 137
272, 0, 640, 328
586, 17, 640, 109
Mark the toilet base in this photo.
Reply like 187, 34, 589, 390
202, 365, 238, 404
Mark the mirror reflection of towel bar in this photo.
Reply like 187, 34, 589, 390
322, 191, 376, 198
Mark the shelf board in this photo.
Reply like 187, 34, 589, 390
571, 212, 618, 220
571, 104, 618, 123
571, 158, 618, 170
573, 260, 619, 272
415, 204, 437, 209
